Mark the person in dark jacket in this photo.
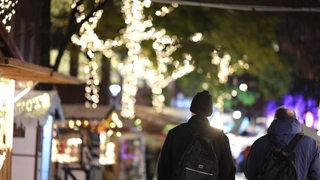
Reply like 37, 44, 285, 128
157, 90, 236, 180
245, 106, 320, 180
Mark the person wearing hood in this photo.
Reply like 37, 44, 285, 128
245, 106, 320, 180
157, 90, 236, 180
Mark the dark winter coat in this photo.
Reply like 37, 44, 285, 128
245, 118, 320, 180
157, 114, 236, 180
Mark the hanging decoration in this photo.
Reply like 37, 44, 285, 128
70, 5, 104, 108
0, 0, 18, 31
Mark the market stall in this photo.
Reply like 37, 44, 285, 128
0, 21, 82, 180
0, 59, 81, 179
12, 90, 64, 180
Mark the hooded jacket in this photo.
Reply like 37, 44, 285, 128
157, 114, 236, 180
245, 118, 320, 180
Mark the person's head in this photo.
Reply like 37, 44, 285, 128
189, 90, 213, 117
274, 106, 297, 121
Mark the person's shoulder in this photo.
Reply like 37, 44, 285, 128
299, 134, 319, 149
301, 134, 317, 141
168, 122, 188, 134
208, 126, 223, 133
206, 126, 223, 137
205, 126, 228, 142
251, 134, 269, 147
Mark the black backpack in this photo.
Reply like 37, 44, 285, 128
257, 133, 304, 180
176, 127, 220, 180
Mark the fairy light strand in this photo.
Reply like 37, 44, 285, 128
0, 0, 18, 32
70, 1, 104, 108
210, 50, 250, 110
72, 0, 192, 117
145, 30, 194, 112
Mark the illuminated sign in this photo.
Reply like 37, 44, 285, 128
15, 93, 51, 116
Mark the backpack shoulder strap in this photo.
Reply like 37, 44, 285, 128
267, 133, 304, 153
283, 133, 304, 152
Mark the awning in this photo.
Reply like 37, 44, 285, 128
0, 57, 82, 84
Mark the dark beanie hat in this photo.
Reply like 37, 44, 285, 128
190, 90, 213, 116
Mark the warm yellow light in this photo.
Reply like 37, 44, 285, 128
191, 32, 203, 42
109, 122, 116, 128
116, 132, 122, 137
134, 118, 142, 125
68, 120, 75, 129
112, 113, 123, 128
67, 138, 82, 145
231, 90, 237, 97
0, 0, 18, 31
76, 120, 82, 126
99, 142, 116, 165
71, 0, 193, 116
107, 129, 114, 136
83, 120, 89, 127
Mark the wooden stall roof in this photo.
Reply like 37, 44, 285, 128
0, 57, 83, 84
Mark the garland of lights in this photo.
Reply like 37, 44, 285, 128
117, 0, 194, 116
70, 3, 104, 108
117, 0, 150, 119
83, 54, 100, 108
211, 50, 250, 110
72, 0, 191, 117
71, 0, 252, 117
145, 30, 194, 112
0, 0, 18, 32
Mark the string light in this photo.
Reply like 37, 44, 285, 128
0, 0, 18, 32
210, 50, 250, 110
72, 0, 190, 117
116, 0, 149, 119
118, 0, 195, 115
145, 30, 194, 112
211, 50, 249, 84
70, 6, 104, 108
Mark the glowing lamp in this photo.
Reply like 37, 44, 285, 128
109, 84, 121, 97
232, 110, 242, 119
305, 112, 314, 128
